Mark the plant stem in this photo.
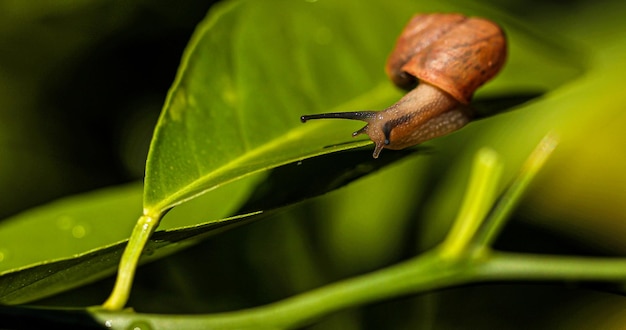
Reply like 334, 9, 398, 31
473, 133, 558, 248
101, 214, 160, 310
91, 249, 626, 329
475, 251, 626, 282
439, 148, 503, 258
93, 250, 470, 329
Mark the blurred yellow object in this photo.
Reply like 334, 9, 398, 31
523, 109, 626, 253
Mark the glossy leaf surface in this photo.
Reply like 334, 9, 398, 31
142, 0, 574, 215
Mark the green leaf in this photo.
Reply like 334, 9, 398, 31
0, 176, 257, 304
0, 176, 258, 274
0, 147, 413, 304
0, 210, 259, 305
143, 0, 581, 217
144, 0, 386, 214
0, 184, 141, 274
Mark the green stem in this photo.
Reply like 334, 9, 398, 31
473, 133, 558, 248
475, 251, 626, 282
92, 133, 563, 325
439, 148, 503, 258
91, 249, 626, 329
93, 250, 470, 329
101, 213, 161, 310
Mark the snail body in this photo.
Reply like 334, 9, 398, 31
301, 13, 507, 158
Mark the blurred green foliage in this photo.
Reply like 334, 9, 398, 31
0, 0, 218, 218
1, 0, 626, 328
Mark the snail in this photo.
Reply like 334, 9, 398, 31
301, 13, 507, 158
